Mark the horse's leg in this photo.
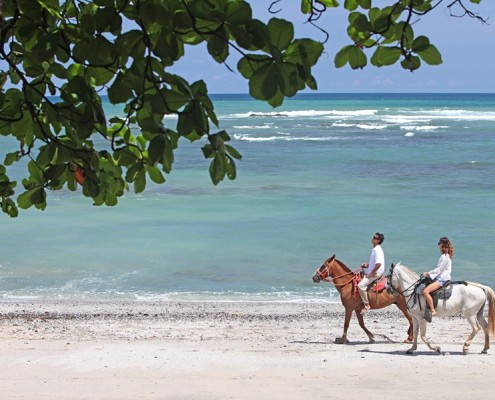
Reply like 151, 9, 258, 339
462, 314, 482, 354
394, 297, 414, 343
419, 317, 441, 353
406, 315, 420, 354
481, 326, 490, 354
474, 305, 490, 354
355, 309, 375, 343
335, 307, 352, 344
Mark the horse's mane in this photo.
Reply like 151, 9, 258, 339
334, 257, 352, 273
395, 263, 420, 280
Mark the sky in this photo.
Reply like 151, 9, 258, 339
170, 0, 495, 94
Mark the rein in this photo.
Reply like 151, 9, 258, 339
316, 263, 361, 288
387, 266, 424, 308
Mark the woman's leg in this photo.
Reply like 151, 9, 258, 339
423, 282, 441, 315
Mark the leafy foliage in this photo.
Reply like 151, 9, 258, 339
0, 0, 485, 217
332, 1, 445, 70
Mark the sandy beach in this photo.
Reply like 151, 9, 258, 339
0, 299, 494, 399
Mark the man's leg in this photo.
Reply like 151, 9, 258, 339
358, 276, 372, 311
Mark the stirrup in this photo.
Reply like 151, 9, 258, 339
424, 308, 432, 323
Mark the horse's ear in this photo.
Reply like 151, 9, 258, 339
330, 254, 336, 261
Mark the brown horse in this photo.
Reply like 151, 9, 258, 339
312, 255, 413, 344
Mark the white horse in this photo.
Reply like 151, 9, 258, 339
387, 262, 495, 354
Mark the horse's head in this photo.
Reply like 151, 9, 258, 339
312, 254, 336, 283
386, 262, 420, 296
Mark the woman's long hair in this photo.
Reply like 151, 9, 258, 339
439, 236, 454, 259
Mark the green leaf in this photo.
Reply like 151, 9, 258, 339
17, 190, 35, 209
225, 1, 252, 25
398, 22, 414, 50
267, 18, 294, 51
11, 113, 33, 140
413, 1, 433, 12
161, 135, 175, 173
207, 29, 229, 63
146, 165, 165, 184
108, 73, 133, 104
164, 90, 190, 111
348, 46, 367, 69
17, 186, 46, 209
4, 151, 21, 166
284, 39, 324, 68
134, 168, 146, 193
349, 12, 371, 33
152, 31, 183, 64
30, 187, 47, 205
412, 36, 430, 52
209, 154, 224, 185
304, 0, 339, 11
369, 8, 395, 33
278, 63, 300, 97
202, 144, 214, 159
357, 0, 371, 9
344, 0, 358, 11
238, 55, 271, 79
417, 44, 442, 65
87, 67, 115, 86
148, 135, 165, 165
83, 176, 100, 198
1, 198, 18, 217
244, 19, 268, 50
225, 144, 242, 160
27, 161, 44, 185
401, 55, 421, 71
249, 63, 279, 102
45, 164, 67, 181
94, 6, 118, 33
335, 45, 353, 68
38, 0, 62, 17
224, 155, 237, 180
114, 30, 145, 57
370, 46, 402, 67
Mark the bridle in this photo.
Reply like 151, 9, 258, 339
386, 263, 424, 308
315, 260, 361, 288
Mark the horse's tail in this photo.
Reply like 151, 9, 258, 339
467, 281, 495, 336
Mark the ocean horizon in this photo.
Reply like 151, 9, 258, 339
1, 92, 495, 302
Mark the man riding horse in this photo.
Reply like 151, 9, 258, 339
358, 232, 385, 314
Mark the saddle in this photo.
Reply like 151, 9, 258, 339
430, 283, 453, 308
370, 276, 388, 293
416, 279, 468, 309
354, 273, 388, 295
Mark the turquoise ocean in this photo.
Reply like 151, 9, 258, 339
1, 93, 495, 302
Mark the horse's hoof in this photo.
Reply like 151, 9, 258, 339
368, 338, 376, 344
334, 337, 349, 344
406, 349, 414, 355
435, 347, 442, 353
481, 350, 488, 354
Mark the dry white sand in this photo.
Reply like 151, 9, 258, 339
1, 299, 494, 399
